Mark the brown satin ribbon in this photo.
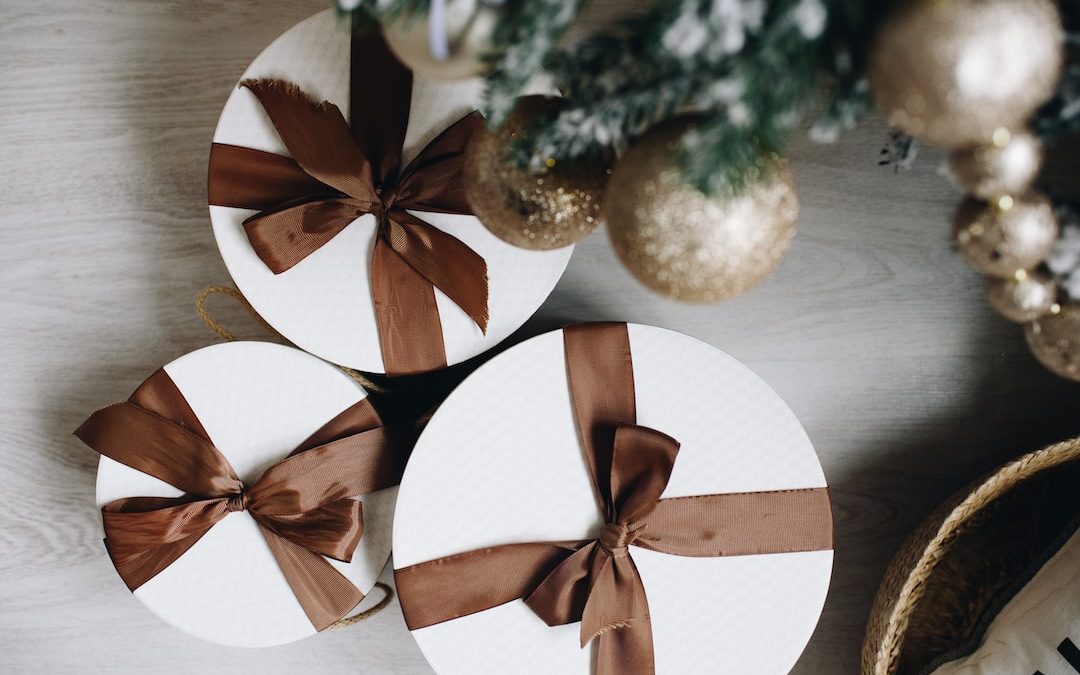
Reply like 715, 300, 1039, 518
75, 368, 408, 631
207, 18, 487, 376
395, 322, 833, 674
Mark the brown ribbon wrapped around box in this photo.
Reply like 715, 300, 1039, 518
208, 18, 487, 376
75, 368, 409, 631
395, 322, 834, 675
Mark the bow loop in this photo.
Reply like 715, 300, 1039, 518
240, 78, 375, 201
254, 498, 364, 563
606, 424, 680, 527
393, 111, 485, 215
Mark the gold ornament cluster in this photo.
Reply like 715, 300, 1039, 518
463, 101, 797, 302
869, 0, 1077, 380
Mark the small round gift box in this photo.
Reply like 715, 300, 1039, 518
393, 322, 834, 674
76, 341, 405, 647
208, 10, 572, 376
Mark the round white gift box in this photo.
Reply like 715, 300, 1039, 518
393, 323, 833, 673
209, 10, 572, 374
95, 341, 396, 647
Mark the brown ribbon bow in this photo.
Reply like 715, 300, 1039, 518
208, 21, 487, 376
395, 323, 833, 674
75, 368, 408, 630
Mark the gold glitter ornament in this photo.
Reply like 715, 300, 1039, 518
987, 271, 1058, 323
1025, 305, 1080, 381
464, 96, 608, 250
382, 0, 503, 80
953, 193, 1058, 278
949, 130, 1043, 200
868, 0, 1063, 149
605, 120, 797, 302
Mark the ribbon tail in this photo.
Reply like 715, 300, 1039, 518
586, 556, 655, 675
523, 543, 596, 628
260, 527, 364, 631
386, 212, 489, 333
370, 235, 447, 376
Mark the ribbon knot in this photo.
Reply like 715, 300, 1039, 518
225, 490, 248, 513
599, 522, 634, 558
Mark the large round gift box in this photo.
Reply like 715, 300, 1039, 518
93, 342, 396, 647
393, 323, 834, 673
208, 10, 572, 375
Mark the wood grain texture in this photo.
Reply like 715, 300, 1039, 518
2, 1, 1078, 672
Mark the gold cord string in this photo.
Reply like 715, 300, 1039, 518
194, 284, 386, 393
329, 582, 395, 630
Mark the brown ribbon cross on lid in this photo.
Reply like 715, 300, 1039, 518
75, 367, 409, 632
208, 18, 487, 376
395, 323, 834, 674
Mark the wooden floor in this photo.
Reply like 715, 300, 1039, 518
3, 1, 1079, 672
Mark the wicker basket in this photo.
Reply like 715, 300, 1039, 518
862, 437, 1080, 675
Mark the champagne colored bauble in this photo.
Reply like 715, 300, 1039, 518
464, 96, 608, 250
953, 193, 1058, 278
949, 130, 1043, 200
383, 0, 502, 79
1025, 305, 1080, 381
987, 271, 1057, 323
868, 0, 1063, 149
606, 120, 798, 302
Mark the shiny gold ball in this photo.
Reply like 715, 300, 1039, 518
949, 130, 1043, 200
605, 120, 798, 302
953, 193, 1058, 278
464, 96, 608, 250
868, 0, 1063, 149
987, 271, 1058, 322
383, 0, 502, 80
1025, 305, 1080, 381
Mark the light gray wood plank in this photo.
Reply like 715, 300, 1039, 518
2, 1, 1077, 672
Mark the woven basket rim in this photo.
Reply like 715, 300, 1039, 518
861, 436, 1080, 675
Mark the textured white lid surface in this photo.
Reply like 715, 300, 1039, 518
210, 10, 572, 373
95, 341, 396, 647
393, 323, 833, 674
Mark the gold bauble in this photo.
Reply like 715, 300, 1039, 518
464, 96, 608, 250
987, 271, 1058, 323
953, 193, 1058, 278
1025, 305, 1080, 381
605, 120, 797, 302
868, 0, 1063, 149
949, 130, 1043, 200
383, 0, 502, 80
